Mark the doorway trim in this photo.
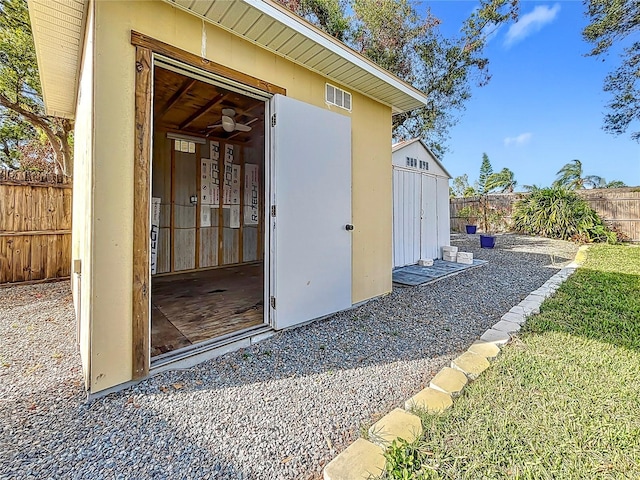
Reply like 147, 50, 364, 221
131, 31, 285, 380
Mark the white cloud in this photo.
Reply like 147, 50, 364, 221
504, 132, 532, 146
505, 4, 560, 46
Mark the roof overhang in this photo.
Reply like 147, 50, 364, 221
27, 0, 87, 119
28, 0, 428, 120
393, 138, 452, 179
165, 0, 428, 114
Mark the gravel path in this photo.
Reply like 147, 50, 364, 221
0, 234, 578, 480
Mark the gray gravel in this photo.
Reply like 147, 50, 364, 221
0, 234, 578, 480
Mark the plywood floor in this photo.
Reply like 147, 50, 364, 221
151, 263, 264, 357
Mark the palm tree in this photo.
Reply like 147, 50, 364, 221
486, 168, 517, 193
553, 159, 603, 190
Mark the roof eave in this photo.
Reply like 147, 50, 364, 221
253, 0, 428, 111
27, 0, 88, 120
165, 0, 428, 114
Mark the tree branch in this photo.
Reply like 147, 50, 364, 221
0, 93, 68, 175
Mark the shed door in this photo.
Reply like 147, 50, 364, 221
393, 168, 421, 268
421, 175, 438, 260
270, 94, 352, 330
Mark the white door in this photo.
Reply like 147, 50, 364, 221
421, 175, 438, 260
270, 94, 352, 330
393, 168, 421, 267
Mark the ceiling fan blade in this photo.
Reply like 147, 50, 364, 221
206, 122, 222, 128
234, 123, 252, 132
221, 116, 236, 132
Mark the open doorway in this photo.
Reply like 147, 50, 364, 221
150, 62, 268, 361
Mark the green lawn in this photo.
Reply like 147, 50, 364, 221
383, 244, 640, 479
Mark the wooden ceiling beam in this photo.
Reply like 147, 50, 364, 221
157, 78, 197, 118
178, 92, 226, 130
234, 101, 265, 120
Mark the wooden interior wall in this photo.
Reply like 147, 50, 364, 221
0, 170, 72, 284
173, 149, 197, 271
243, 143, 262, 262
152, 135, 264, 275
152, 137, 172, 273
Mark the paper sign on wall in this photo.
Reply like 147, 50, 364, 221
231, 165, 241, 205
244, 164, 259, 225
222, 157, 233, 207
201, 205, 212, 227
200, 159, 212, 205
211, 162, 220, 207
210, 140, 220, 160
151, 197, 161, 275
230, 205, 241, 229
225, 144, 234, 162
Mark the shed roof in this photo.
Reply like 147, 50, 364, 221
392, 138, 452, 179
28, 0, 428, 120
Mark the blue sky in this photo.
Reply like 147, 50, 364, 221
426, 0, 640, 189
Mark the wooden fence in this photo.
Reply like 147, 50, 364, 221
0, 170, 72, 284
450, 187, 640, 242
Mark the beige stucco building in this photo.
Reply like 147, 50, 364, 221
28, 0, 428, 396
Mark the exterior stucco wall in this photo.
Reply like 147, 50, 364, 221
72, 0, 95, 389
88, 0, 392, 392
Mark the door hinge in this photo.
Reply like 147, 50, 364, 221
271, 205, 276, 217
271, 113, 276, 127
270, 296, 276, 309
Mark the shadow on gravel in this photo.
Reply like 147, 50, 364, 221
4, 402, 247, 479
0, 234, 578, 480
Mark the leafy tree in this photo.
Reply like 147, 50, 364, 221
0, 108, 34, 168
583, 0, 639, 141
276, 0, 519, 155
553, 159, 605, 190
277, 0, 349, 40
450, 174, 477, 197
486, 167, 517, 193
477, 152, 494, 194
402, 1, 518, 156
17, 137, 56, 173
0, 0, 73, 175
604, 179, 627, 188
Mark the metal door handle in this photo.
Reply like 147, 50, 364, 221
345, 224, 354, 231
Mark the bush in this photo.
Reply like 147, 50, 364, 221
512, 187, 616, 243
457, 205, 480, 224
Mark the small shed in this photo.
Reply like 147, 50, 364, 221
28, 0, 428, 396
392, 139, 451, 268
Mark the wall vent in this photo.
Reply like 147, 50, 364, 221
326, 83, 352, 111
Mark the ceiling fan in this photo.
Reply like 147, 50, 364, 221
208, 108, 252, 133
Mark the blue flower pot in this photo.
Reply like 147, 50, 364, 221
465, 225, 477, 234
480, 234, 496, 249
